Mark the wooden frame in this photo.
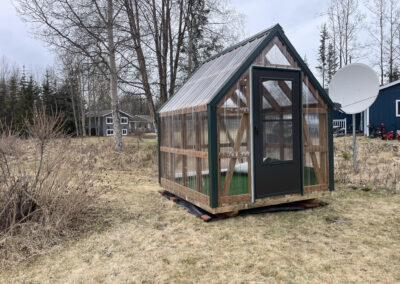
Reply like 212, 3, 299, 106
158, 25, 333, 214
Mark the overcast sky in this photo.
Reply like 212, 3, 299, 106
0, 0, 329, 77
0, 0, 55, 73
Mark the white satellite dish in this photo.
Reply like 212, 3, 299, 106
329, 63, 379, 171
329, 63, 379, 114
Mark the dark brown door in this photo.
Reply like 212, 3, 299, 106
252, 67, 301, 198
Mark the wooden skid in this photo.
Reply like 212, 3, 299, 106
161, 178, 330, 214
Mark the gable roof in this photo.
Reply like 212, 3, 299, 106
380, 79, 400, 91
86, 109, 134, 118
159, 24, 333, 114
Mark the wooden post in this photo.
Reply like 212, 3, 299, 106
221, 114, 248, 197
195, 113, 202, 192
181, 115, 187, 186
319, 113, 328, 184
302, 115, 323, 184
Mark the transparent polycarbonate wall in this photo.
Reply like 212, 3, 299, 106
218, 72, 251, 200
159, 30, 271, 114
160, 112, 210, 196
160, 29, 330, 208
261, 79, 294, 162
254, 35, 330, 189
216, 35, 330, 199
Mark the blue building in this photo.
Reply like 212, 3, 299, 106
364, 79, 400, 136
332, 79, 400, 136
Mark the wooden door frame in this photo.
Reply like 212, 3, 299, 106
250, 65, 303, 202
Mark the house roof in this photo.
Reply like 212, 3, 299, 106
130, 115, 153, 123
158, 24, 333, 114
380, 79, 400, 91
86, 109, 134, 118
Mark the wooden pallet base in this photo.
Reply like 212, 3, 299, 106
161, 182, 331, 214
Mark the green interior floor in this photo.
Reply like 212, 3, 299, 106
175, 167, 318, 197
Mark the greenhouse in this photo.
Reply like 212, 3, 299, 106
157, 24, 334, 214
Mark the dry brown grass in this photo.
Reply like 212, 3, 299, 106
0, 136, 399, 283
334, 136, 400, 193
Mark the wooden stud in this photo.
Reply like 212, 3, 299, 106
275, 39, 297, 67
181, 116, 187, 186
195, 113, 202, 192
161, 178, 209, 205
221, 114, 248, 197
278, 80, 292, 101
302, 115, 323, 184
302, 73, 326, 107
304, 184, 329, 192
220, 194, 251, 204
218, 151, 250, 158
263, 87, 281, 111
160, 146, 208, 159
319, 113, 328, 184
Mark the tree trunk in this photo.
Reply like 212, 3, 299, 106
69, 74, 79, 136
107, 0, 122, 151
79, 72, 86, 137
124, 0, 157, 131
88, 70, 92, 137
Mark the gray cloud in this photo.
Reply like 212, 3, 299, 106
231, 0, 330, 75
0, 0, 327, 77
0, 0, 54, 71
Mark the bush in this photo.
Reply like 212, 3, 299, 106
342, 152, 352, 160
0, 112, 100, 262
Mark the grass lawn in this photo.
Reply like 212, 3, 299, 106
1, 136, 399, 283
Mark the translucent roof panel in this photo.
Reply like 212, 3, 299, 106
159, 31, 271, 113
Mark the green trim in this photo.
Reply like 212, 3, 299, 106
209, 26, 281, 107
208, 105, 218, 208
157, 113, 161, 184
275, 30, 334, 108
328, 107, 335, 191
203, 24, 277, 64
299, 71, 304, 195
157, 64, 202, 113
158, 25, 277, 114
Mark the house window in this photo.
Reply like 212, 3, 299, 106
106, 117, 113, 124
122, 129, 128, 135
106, 129, 114, 136
121, 117, 128, 124
396, 100, 400, 117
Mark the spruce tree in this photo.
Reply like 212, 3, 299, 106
41, 71, 55, 115
0, 78, 6, 122
18, 73, 39, 125
6, 75, 18, 127
316, 24, 329, 88
327, 41, 338, 85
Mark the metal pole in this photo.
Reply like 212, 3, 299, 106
352, 114, 357, 171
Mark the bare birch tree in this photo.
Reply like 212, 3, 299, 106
328, 0, 363, 68
366, 0, 386, 85
15, 0, 126, 151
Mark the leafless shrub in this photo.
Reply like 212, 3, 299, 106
0, 111, 100, 263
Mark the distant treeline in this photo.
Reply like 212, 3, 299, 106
0, 69, 79, 134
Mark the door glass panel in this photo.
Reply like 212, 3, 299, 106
262, 79, 293, 163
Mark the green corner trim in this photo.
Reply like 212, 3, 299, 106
208, 105, 218, 208
328, 107, 335, 191
298, 71, 304, 195
157, 113, 161, 184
